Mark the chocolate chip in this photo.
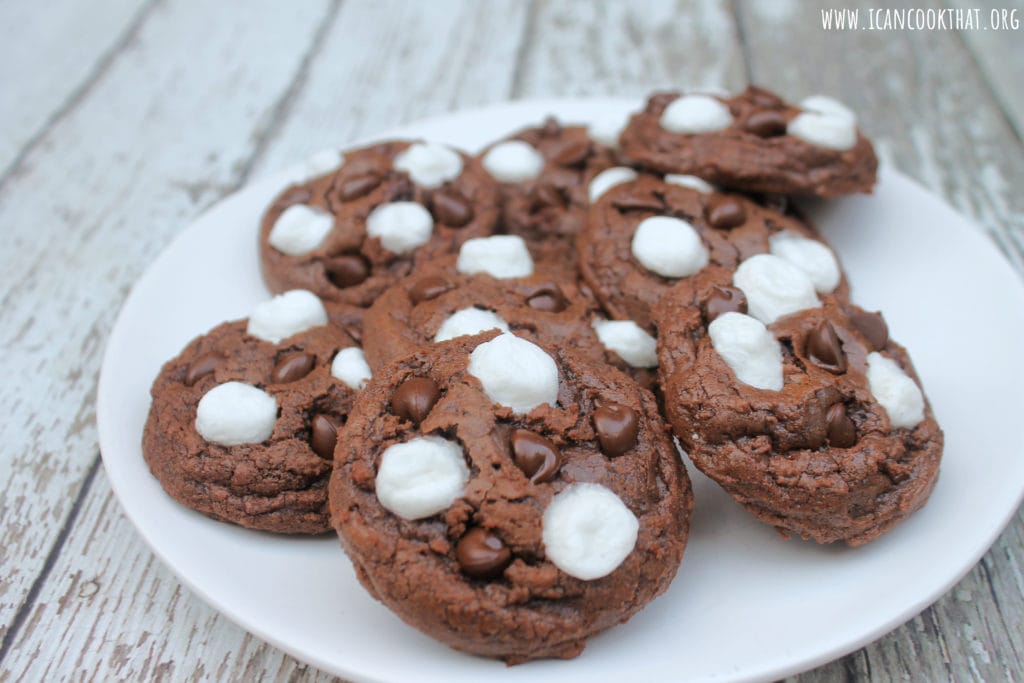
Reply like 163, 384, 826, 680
337, 173, 381, 201
805, 321, 847, 374
552, 139, 590, 167
325, 254, 370, 289
391, 377, 441, 424
184, 352, 220, 386
511, 429, 560, 483
385, 174, 416, 201
704, 285, 747, 323
310, 413, 341, 459
456, 527, 512, 578
531, 182, 566, 209
826, 403, 857, 448
593, 404, 639, 456
744, 110, 788, 137
408, 275, 452, 304
431, 191, 474, 227
525, 284, 568, 313
271, 352, 315, 384
611, 195, 665, 213
705, 195, 747, 229
849, 309, 888, 351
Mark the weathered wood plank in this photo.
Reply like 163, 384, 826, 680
0, 0, 152, 175
0, 0, 334, 648
735, 1, 1024, 680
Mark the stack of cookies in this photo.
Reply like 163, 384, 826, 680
143, 86, 943, 663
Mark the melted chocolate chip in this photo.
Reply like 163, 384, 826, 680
744, 110, 788, 137
456, 527, 512, 578
431, 191, 474, 227
271, 352, 315, 384
531, 182, 566, 209
511, 429, 560, 483
593, 404, 639, 456
552, 139, 590, 167
391, 377, 441, 424
805, 321, 847, 374
337, 173, 381, 201
408, 275, 453, 304
310, 413, 341, 459
749, 88, 785, 109
325, 254, 370, 289
826, 403, 857, 448
385, 174, 415, 201
184, 352, 220, 386
850, 309, 888, 351
704, 285, 747, 323
611, 195, 666, 213
705, 195, 747, 229
525, 284, 568, 313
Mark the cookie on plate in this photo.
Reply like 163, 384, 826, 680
329, 330, 692, 662
618, 87, 878, 197
143, 290, 373, 534
579, 174, 848, 332
654, 265, 943, 545
260, 141, 499, 308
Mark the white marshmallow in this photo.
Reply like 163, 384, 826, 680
297, 148, 344, 182
660, 95, 733, 134
588, 111, 630, 148
456, 235, 534, 279
268, 205, 333, 256
434, 307, 509, 342
331, 347, 372, 390
631, 216, 709, 279
393, 142, 463, 188
588, 167, 638, 203
365, 201, 434, 255
800, 95, 857, 124
467, 333, 558, 414
664, 174, 717, 194
708, 312, 784, 391
733, 254, 821, 325
866, 352, 925, 429
375, 436, 469, 520
195, 382, 278, 446
769, 231, 841, 293
542, 483, 638, 580
247, 290, 328, 343
591, 319, 657, 368
481, 140, 545, 183
787, 112, 857, 151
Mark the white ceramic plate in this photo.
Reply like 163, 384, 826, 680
98, 99, 1024, 683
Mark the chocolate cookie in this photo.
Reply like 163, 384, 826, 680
478, 119, 620, 272
329, 331, 692, 662
618, 87, 878, 197
260, 141, 499, 308
143, 291, 373, 534
654, 266, 942, 545
579, 174, 848, 332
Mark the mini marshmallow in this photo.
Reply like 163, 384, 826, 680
247, 290, 328, 343
733, 254, 820, 325
365, 201, 434, 254
800, 95, 856, 124
297, 148, 344, 182
660, 94, 733, 134
467, 333, 558, 414
481, 140, 545, 183
787, 111, 857, 151
434, 307, 509, 342
631, 216, 709, 279
769, 231, 841, 293
708, 312, 784, 391
542, 483, 638, 580
393, 142, 463, 188
588, 167, 638, 202
375, 436, 469, 520
587, 111, 630, 148
268, 205, 333, 256
664, 174, 717, 194
592, 319, 657, 368
195, 381, 278, 446
456, 235, 534, 279
331, 347, 372, 390
866, 352, 925, 429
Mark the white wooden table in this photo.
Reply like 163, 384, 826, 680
2, 1, 1022, 680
